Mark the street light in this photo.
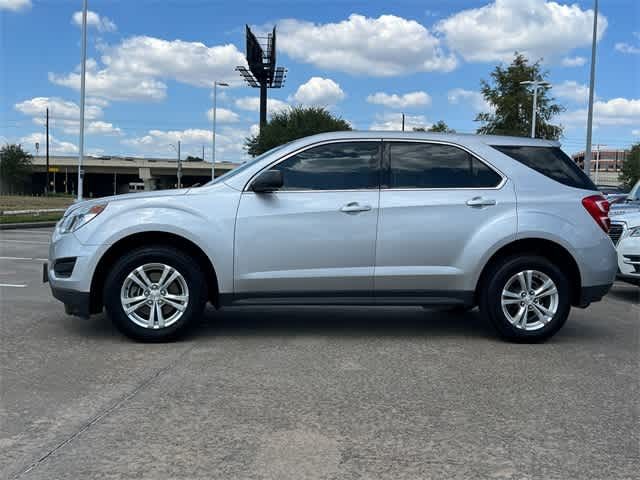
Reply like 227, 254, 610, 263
212, 81, 229, 180
520, 80, 551, 138
169, 141, 182, 188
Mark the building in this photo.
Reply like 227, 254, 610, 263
29, 155, 239, 197
572, 148, 628, 187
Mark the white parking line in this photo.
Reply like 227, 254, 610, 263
0, 256, 48, 261
0, 283, 27, 288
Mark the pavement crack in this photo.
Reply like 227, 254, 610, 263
11, 345, 195, 479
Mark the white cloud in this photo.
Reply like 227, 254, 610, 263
447, 88, 491, 112
560, 98, 640, 127
14, 97, 121, 136
20, 132, 78, 155
122, 127, 251, 162
366, 91, 431, 109
291, 77, 345, 105
278, 14, 457, 76
0, 0, 31, 11
437, 0, 607, 63
234, 96, 289, 113
370, 112, 429, 131
632, 129, 640, 136
206, 107, 240, 123
15, 96, 103, 121
615, 43, 640, 55
72, 10, 117, 32
561, 56, 587, 67
50, 36, 246, 102
553, 80, 591, 104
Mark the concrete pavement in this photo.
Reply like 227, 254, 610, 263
1, 228, 638, 479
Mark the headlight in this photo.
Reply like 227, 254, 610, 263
629, 227, 640, 237
58, 203, 108, 234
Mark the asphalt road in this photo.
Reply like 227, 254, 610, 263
1, 227, 638, 480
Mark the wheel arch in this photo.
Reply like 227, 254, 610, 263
475, 238, 582, 306
89, 231, 219, 314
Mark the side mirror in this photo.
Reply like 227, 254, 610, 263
251, 170, 283, 193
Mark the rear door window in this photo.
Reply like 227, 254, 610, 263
387, 142, 502, 189
493, 145, 596, 190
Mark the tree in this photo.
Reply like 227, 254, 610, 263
185, 155, 203, 162
246, 106, 351, 156
427, 121, 455, 133
619, 143, 640, 191
0, 144, 33, 194
476, 53, 564, 140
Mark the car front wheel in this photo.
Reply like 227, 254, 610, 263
480, 255, 571, 342
104, 246, 207, 342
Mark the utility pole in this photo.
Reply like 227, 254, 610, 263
177, 140, 182, 189
202, 145, 205, 162
584, 0, 599, 176
520, 80, 551, 138
45, 107, 50, 195
212, 81, 229, 180
401, 113, 405, 132
77, 0, 88, 201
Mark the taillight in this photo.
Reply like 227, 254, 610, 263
582, 195, 610, 233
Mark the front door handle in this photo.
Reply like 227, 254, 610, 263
340, 202, 372, 213
466, 197, 497, 207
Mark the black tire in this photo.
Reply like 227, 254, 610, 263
479, 255, 571, 342
103, 245, 207, 342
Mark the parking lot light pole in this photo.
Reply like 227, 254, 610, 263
520, 80, 551, 138
77, 0, 88, 201
212, 81, 229, 180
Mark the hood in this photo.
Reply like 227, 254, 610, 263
610, 210, 640, 227
62, 188, 189, 216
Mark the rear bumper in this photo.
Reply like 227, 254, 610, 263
576, 283, 613, 307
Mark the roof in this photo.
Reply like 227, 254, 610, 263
281, 131, 561, 148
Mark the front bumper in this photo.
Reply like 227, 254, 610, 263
47, 228, 107, 318
615, 234, 640, 286
50, 284, 92, 318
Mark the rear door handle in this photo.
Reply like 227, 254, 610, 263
466, 197, 496, 207
340, 202, 372, 213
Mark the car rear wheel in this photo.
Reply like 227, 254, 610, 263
480, 255, 571, 342
104, 246, 207, 342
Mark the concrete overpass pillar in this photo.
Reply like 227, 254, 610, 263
139, 167, 156, 191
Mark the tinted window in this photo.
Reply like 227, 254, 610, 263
493, 145, 596, 190
389, 143, 502, 189
270, 142, 380, 190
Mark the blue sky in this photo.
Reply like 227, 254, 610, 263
1, 0, 638, 162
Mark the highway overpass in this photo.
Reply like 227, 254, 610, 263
30, 156, 239, 197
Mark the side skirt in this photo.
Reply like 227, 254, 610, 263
218, 290, 474, 308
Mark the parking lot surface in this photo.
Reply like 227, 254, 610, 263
1, 227, 638, 480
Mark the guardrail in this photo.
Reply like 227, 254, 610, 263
1, 208, 67, 216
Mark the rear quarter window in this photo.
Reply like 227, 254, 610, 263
493, 145, 597, 191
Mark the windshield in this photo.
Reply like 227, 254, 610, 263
206, 142, 292, 186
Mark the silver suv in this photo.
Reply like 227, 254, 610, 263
46, 132, 617, 342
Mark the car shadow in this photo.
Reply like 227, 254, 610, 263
607, 284, 640, 304
192, 306, 498, 341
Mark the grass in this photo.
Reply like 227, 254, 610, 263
0, 194, 74, 211
0, 212, 63, 224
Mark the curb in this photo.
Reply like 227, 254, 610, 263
0, 221, 58, 230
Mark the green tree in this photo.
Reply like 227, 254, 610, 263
246, 106, 351, 156
476, 53, 564, 140
426, 120, 455, 133
619, 143, 640, 190
0, 144, 33, 194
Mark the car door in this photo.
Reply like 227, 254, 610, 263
234, 140, 382, 301
374, 140, 517, 300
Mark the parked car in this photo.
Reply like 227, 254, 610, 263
610, 180, 640, 214
610, 211, 640, 286
46, 132, 617, 342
